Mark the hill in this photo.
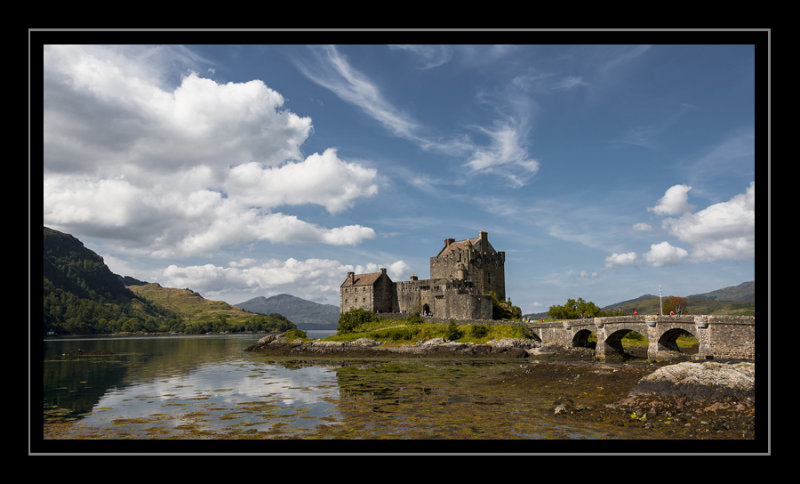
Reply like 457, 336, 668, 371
42, 226, 296, 335
128, 283, 250, 320
524, 281, 755, 320
688, 281, 755, 302
127, 283, 297, 334
43, 226, 179, 335
236, 294, 340, 330
601, 281, 755, 316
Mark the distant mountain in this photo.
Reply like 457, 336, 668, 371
688, 281, 755, 302
601, 281, 755, 316
604, 294, 659, 307
523, 281, 755, 320
236, 294, 340, 329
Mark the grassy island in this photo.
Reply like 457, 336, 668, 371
308, 308, 535, 346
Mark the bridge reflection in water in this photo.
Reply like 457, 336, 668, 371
524, 315, 755, 362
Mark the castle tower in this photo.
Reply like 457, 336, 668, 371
430, 231, 505, 300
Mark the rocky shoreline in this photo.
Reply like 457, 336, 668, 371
540, 360, 756, 440
246, 332, 757, 440
245, 332, 548, 358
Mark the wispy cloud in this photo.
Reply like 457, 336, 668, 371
296, 45, 549, 188
465, 123, 540, 187
388, 45, 453, 69
619, 102, 697, 148
596, 45, 652, 79
296, 45, 422, 142
685, 129, 755, 193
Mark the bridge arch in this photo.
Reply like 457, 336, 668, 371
601, 327, 649, 361
571, 328, 596, 349
652, 327, 698, 360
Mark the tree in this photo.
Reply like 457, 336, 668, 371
337, 308, 378, 333
445, 320, 463, 341
487, 291, 522, 320
665, 296, 688, 315
548, 297, 603, 320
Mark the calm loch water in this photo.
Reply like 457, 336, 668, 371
39, 333, 683, 447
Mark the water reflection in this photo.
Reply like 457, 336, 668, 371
72, 360, 341, 437
41, 334, 655, 440
42, 335, 349, 438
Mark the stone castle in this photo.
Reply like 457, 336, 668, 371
340, 231, 505, 320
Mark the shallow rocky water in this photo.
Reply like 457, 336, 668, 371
38, 334, 759, 453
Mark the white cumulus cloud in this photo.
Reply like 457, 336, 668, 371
661, 182, 755, 262
648, 184, 694, 216
224, 148, 378, 214
161, 257, 411, 305
643, 241, 689, 267
43, 45, 379, 258
605, 251, 637, 268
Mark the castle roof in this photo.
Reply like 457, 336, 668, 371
435, 235, 496, 258
340, 271, 386, 287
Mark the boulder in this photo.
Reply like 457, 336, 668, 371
350, 338, 380, 347
488, 338, 539, 349
629, 361, 755, 400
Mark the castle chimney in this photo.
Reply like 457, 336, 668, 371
444, 238, 455, 247
347, 271, 355, 284
380, 267, 387, 275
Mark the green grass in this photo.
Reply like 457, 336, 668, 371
323, 318, 532, 345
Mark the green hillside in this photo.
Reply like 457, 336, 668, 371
43, 226, 179, 335
602, 295, 754, 316
42, 226, 296, 335
127, 283, 296, 334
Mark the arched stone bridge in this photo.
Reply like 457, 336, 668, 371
523, 315, 755, 362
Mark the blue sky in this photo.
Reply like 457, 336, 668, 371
40, 34, 762, 314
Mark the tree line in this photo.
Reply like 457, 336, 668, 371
545, 296, 689, 320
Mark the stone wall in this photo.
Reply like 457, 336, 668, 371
392, 278, 492, 320
703, 316, 756, 360
340, 270, 394, 314
373, 272, 395, 313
